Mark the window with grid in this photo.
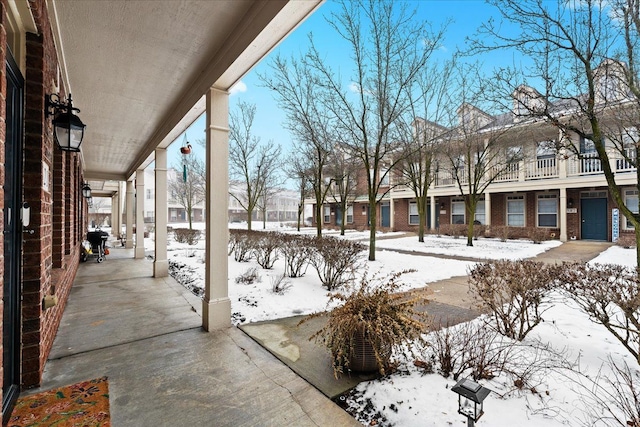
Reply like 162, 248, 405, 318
537, 194, 557, 227
324, 206, 331, 223
474, 201, 485, 225
625, 190, 638, 229
409, 201, 419, 225
452, 199, 465, 224
346, 205, 353, 224
507, 195, 525, 227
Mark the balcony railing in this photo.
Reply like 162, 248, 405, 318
567, 154, 602, 176
616, 148, 637, 172
526, 158, 558, 179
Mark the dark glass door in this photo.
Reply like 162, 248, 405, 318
381, 202, 390, 227
3, 51, 23, 423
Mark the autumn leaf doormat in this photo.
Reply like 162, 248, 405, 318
7, 376, 110, 426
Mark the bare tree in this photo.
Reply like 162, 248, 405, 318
306, 0, 446, 260
168, 152, 205, 230
471, 0, 640, 263
260, 54, 335, 237
326, 148, 359, 236
440, 64, 525, 246
396, 58, 455, 242
228, 101, 281, 231
285, 153, 312, 232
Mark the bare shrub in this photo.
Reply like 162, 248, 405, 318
229, 230, 258, 262
468, 260, 559, 341
270, 273, 291, 294
310, 237, 365, 290
305, 269, 429, 377
173, 228, 201, 245
279, 234, 313, 278
616, 234, 636, 249
561, 263, 640, 363
473, 224, 486, 240
494, 225, 512, 242
253, 232, 281, 269
235, 267, 261, 284
528, 227, 550, 244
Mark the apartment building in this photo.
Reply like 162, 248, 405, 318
314, 61, 637, 242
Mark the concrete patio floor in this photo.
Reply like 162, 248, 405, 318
33, 246, 359, 426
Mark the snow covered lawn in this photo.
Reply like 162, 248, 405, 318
162, 223, 638, 426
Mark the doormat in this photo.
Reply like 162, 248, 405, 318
7, 376, 110, 427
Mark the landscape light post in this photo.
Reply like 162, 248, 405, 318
451, 377, 491, 426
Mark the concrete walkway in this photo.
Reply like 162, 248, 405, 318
29, 246, 359, 427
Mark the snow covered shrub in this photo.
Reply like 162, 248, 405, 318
235, 267, 261, 284
494, 225, 512, 242
229, 230, 258, 262
173, 228, 201, 245
279, 234, 312, 278
310, 237, 365, 290
429, 321, 510, 381
252, 232, 281, 269
304, 270, 429, 377
527, 227, 549, 244
468, 260, 559, 341
561, 263, 640, 364
270, 273, 291, 294
616, 233, 636, 249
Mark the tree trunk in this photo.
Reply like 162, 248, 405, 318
340, 200, 347, 236
466, 198, 476, 247
296, 204, 302, 232
368, 200, 377, 261
417, 196, 425, 243
247, 209, 252, 231
315, 203, 322, 237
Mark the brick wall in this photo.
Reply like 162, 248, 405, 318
20, 0, 82, 388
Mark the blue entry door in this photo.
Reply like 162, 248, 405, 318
335, 207, 343, 226
381, 202, 390, 227
581, 198, 608, 240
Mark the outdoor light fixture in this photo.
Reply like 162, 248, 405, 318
45, 93, 86, 152
440, 202, 445, 210
87, 196, 93, 208
568, 198, 574, 208
82, 183, 92, 199
451, 377, 491, 426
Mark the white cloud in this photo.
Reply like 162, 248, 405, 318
348, 82, 360, 93
230, 80, 247, 95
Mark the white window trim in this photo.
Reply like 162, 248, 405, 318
506, 194, 525, 227
451, 198, 465, 225
408, 201, 420, 225
323, 206, 331, 224
624, 189, 638, 230
536, 193, 558, 228
346, 205, 354, 224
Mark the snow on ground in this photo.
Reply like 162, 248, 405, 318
161, 222, 639, 427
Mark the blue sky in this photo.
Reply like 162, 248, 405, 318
168, 0, 520, 171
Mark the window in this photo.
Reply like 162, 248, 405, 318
346, 205, 354, 224
474, 201, 485, 225
380, 168, 390, 186
536, 141, 556, 160
170, 209, 177, 221
146, 189, 153, 199
409, 201, 419, 225
451, 199, 465, 224
507, 195, 525, 227
506, 146, 523, 163
625, 190, 638, 229
537, 194, 558, 227
580, 136, 596, 154
323, 206, 331, 223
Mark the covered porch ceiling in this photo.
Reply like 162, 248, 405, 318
48, 0, 322, 197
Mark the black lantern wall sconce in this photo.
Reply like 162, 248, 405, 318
82, 182, 92, 199
45, 93, 86, 152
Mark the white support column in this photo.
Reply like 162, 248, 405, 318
560, 187, 568, 242
203, 87, 231, 331
485, 193, 492, 228
154, 148, 169, 277
125, 181, 134, 249
111, 187, 121, 238
389, 199, 395, 231
430, 194, 436, 230
135, 168, 146, 259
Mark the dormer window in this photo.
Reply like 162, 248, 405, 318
512, 85, 545, 119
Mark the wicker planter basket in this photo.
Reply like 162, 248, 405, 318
349, 328, 390, 373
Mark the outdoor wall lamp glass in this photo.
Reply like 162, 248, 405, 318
82, 183, 92, 199
45, 93, 86, 152
451, 377, 491, 426
87, 196, 93, 208
568, 198, 574, 208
